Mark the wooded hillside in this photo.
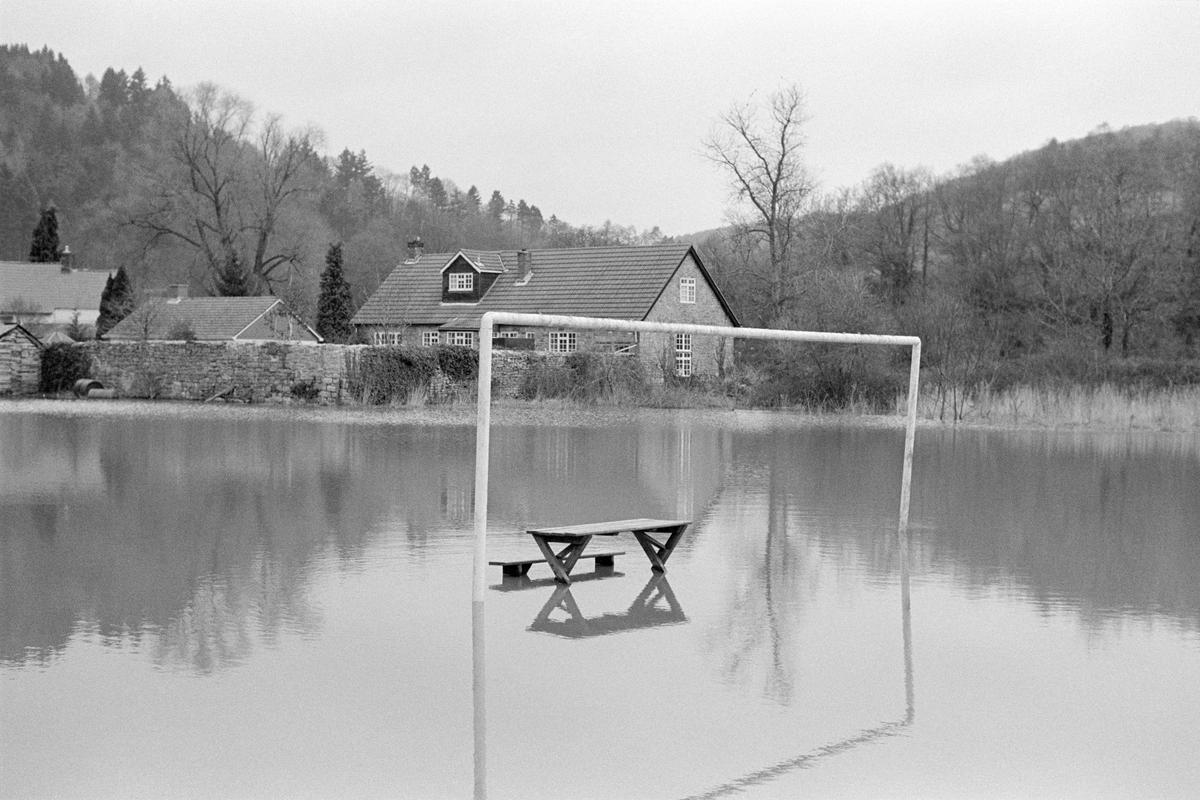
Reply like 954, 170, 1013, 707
5, 45, 1198, 405
697, 104, 1200, 406
0, 45, 664, 314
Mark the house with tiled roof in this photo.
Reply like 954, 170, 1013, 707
352, 242, 738, 377
106, 296, 321, 343
0, 260, 111, 328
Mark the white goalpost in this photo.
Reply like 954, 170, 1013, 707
471, 311, 922, 603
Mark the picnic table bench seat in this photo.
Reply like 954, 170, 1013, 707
489, 551, 624, 577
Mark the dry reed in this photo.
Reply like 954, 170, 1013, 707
913, 384, 1200, 432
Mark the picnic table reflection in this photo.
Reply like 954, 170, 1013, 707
492, 572, 687, 638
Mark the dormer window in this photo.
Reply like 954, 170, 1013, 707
449, 273, 474, 292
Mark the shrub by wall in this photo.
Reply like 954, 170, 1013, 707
434, 345, 478, 381
344, 347, 439, 405
518, 352, 647, 402
40, 343, 93, 394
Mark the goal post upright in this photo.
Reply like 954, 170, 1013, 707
471, 311, 921, 603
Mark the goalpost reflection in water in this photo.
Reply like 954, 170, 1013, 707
470, 522, 915, 800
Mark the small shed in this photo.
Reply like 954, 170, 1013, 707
0, 324, 45, 396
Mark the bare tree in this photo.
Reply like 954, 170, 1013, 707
133, 84, 323, 295
855, 164, 933, 304
126, 298, 167, 340
704, 84, 815, 323
1023, 135, 1173, 353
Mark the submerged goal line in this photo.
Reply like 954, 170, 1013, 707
471, 311, 922, 603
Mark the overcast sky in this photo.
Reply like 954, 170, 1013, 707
4, 0, 1199, 235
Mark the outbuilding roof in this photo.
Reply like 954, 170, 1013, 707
106, 297, 320, 342
0, 323, 44, 347
0, 261, 111, 313
352, 243, 737, 328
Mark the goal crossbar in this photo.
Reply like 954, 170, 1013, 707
472, 311, 922, 602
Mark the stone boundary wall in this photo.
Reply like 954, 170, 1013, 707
75, 342, 566, 404
80, 341, 358, 404
490, 349, 566, 398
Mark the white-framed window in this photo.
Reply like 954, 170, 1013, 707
674, 333, 692, 377
373, 330, 403, 345
500, 330, 520, 338
447, 331, 475, 347
679, 276, 697, 304
548, 331, 577, 353
448, 272, 474, 292
422, 331, 440, 346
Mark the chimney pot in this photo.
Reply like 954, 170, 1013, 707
407, 237, 425, 260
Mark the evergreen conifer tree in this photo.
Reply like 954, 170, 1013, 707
96, 265, 134, 338
316, 242, 354, 343
29, 206, 61, 262
96, 273, 114, 333
213, 252, 250, 296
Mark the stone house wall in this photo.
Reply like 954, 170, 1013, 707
641, 253, 736, 380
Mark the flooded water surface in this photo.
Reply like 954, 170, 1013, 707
2, 403, 1199, 798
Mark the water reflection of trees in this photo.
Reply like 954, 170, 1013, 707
1, 413, 734, 671
913, 430, 1200, 629
3, 415, 403, 669
704, 428, 908, 704
701, 425, 1200, 709
700, 426, 1200, 704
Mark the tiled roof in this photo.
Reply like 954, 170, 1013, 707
106, 297, 299, 341
0, 262, 111, 312
454, 250, 506, 273
352, 243, 736, 327
439, 316, 482, 330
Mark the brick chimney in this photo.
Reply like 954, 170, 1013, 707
167, 284, 189, 303
517, 249, 531, 282
407, 237, 425, 261
59, 245, 73, 272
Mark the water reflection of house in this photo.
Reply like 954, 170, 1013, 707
484, 422, 731, 532
0, 423, 105, 502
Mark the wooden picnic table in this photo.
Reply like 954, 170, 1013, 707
524, 518, 690, 585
